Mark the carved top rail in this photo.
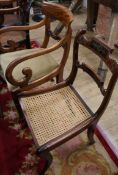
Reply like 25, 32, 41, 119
77, 30, 118, 74
67, 29, 118, 118
39, 2, 73, 26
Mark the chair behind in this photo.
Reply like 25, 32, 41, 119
0, 0, 32, 50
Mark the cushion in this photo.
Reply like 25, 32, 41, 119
0, 48, 58, 90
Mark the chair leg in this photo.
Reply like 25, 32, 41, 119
12, 92, 25, 119
87, 125, 95, 145
38, 151, 53, 175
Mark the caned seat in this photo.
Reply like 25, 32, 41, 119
21, 86, 91, 146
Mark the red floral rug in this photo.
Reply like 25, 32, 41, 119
0, 82, 46, 175
0, 41, 118, 175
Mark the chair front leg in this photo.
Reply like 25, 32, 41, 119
37, 151, 53, 175
87, 125, 96, 145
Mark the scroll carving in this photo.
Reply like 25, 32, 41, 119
6, 66, 33, 88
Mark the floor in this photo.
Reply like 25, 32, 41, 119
30, 6, 118, 158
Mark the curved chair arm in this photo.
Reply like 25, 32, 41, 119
0, 19, 46, 33
5, 35, 69, 88
67, 29, 118, 121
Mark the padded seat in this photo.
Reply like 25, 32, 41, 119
21, 86, 91, 146
0, 48, 58, 90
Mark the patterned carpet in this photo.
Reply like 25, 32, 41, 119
0, 42, 118, 175
0, 81, 118, 175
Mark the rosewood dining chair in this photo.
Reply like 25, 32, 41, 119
2, 29, 118, 174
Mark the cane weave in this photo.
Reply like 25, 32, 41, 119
22, 86, 91, 146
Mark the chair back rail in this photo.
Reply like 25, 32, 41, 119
67, 29, 118, 119
39, 2, 73, 48
40, 2, 73, 26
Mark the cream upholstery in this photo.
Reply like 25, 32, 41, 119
0, 48, 58, 90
